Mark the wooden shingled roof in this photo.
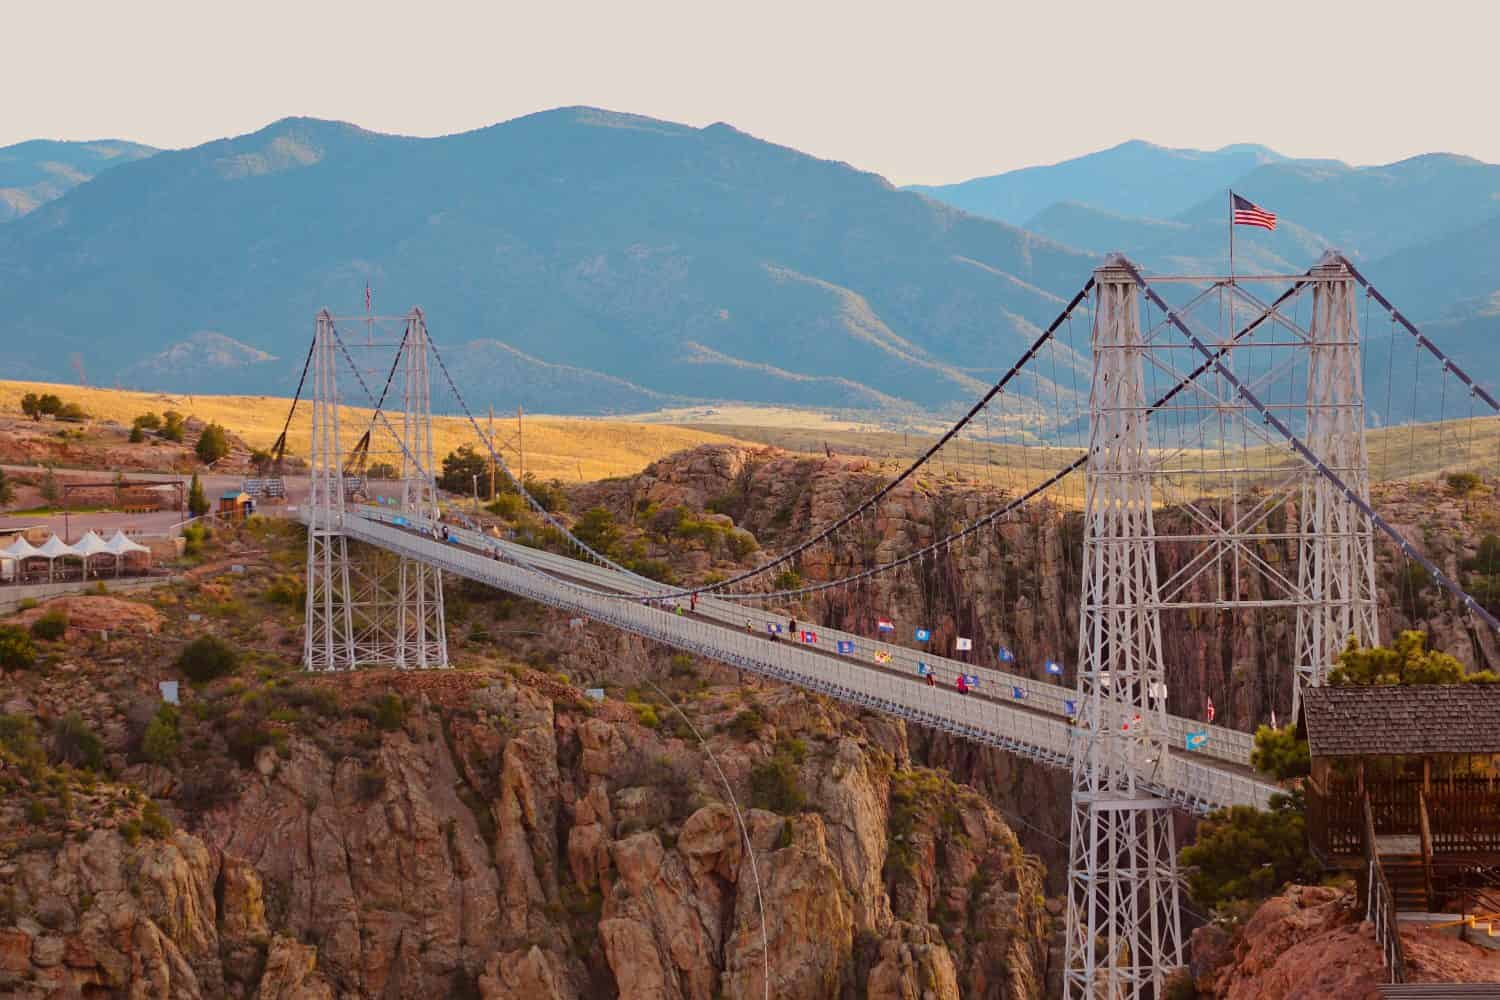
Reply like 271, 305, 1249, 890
1301, 684, 1500, 757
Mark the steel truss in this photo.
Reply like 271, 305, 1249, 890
303, 308, 448, 671
1293, 258, 1378, 710
1065, 262, 1182, 999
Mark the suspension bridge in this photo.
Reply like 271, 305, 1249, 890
272, 250, 1499, 998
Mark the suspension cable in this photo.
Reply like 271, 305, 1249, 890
270, 336, 317, 469
1121, 257, 1500, 636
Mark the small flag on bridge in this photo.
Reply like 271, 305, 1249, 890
914, 628, 931, 642
998, 646, 1016, 664
1045, 660, 1063, 676
799, 631, 818, 645
966, 674, 980, 689
877, 618, 895, 633
1064, 699, 1078, 716
836, 640, 855, 655
1206, 696, 1216, 723
1011, 685, 1026, 700
1185, 731, 1209, 752
955, 637, 973, 652
874, 650, 892, 664
917, 662, 932, 677
1231, 192, 1277, 231
766, 622, 783, 635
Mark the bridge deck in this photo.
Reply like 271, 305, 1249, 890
324, 509, 1280, 813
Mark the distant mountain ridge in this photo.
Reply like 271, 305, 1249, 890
0, 109, 1093, 416
907, 140, 1289, 226
0, 116, 1496, 415
0, 138, 157, 221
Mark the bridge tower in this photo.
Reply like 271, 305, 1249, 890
1293, 254, 1378, 712
303, 307, 448, 671
1064, 259, 1182, 998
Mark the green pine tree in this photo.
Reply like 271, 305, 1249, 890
187, 472, 209, 518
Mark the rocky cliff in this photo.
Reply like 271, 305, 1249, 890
583, 445, 1500, 877
0, 531, 1054, 998
1189, 885, 1500, 998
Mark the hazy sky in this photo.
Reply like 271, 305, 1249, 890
7, 1, 1493, 184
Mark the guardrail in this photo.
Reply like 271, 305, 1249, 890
329, 509, 1277, 813
354, 505, 1254, 770
1365, 793, 1409, 983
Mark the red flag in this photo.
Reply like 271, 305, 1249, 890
1206, 696, 1216, 723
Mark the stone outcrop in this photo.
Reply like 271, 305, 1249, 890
1199, 884, 1500, 998
3, 658, 1051, 998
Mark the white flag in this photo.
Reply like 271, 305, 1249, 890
955, 637, 973, 651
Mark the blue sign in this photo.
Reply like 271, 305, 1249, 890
915, 628, 932, 642
1185, 731, 1209, 751
1011, 685, 1026, 700
837, 640, 855, 655
966, 674, 980, 688
766, 623, 783, 634
917, 662, 932, 677
997, 646, 1015, 664
1064, 699, 1078, 716
1045, 660, 1063, 676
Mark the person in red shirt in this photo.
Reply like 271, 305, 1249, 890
956, 674, 969, 695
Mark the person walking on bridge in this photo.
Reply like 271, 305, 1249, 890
956, 673, 969, 696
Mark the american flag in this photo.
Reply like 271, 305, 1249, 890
1231, 193, 1277, 231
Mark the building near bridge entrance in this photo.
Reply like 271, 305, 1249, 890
1302, 685, 1500, 932
218, 490, 255, 520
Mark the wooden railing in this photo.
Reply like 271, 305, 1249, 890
1365, 793, 1408, 984
1309, 777, 1500, 858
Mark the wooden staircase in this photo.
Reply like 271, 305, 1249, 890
1381, 856, 1431, 912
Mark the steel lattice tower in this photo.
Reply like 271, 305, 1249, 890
1292, 254, 1378, 712
303, 308, 448, 671
1064, 260, 1182, 999
395, 310, 447, 668
304, 310, 357, 670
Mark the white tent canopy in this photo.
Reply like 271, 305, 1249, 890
104, 531, 151, 556
0, 536, 40, 562
34, 535, 77, 560
72, 531, 109, 558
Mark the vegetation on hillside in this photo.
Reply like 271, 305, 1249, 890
1328, 630, 1499, 686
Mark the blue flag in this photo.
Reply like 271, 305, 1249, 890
1045, 660, 1063, 676
766, 623, 783, 634
1185, 731, 1209, 751
917, 662, 932, 677
837, 640, 854, 655
915, 628, 931, 642
1064, 699, 1078, 716
997, 646, 1015, 664
966, 674, 980, 688
1011, 685, 1026, 700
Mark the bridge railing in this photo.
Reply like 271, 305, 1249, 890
361, 507, 1254, 770
331, 510, 1277, 813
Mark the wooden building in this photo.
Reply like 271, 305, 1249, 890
218, 491, 255, 520
1302, 684, 1500, 915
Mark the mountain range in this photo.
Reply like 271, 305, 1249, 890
0, 117, 1496, 417
0, 138, 157, 222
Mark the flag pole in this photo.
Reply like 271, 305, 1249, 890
1227, 189, 1235, 284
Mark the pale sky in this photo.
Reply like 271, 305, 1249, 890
6, 0, 1493, 185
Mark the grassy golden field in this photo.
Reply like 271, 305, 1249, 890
1, 378, 1492, 491
0, 380, 739, 482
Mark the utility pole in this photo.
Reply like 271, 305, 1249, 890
487, 405, 496, 501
